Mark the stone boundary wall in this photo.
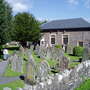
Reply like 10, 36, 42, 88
4, 60, 90, 90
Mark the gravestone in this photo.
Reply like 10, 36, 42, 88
30, 45, 34, 52
11, 53, 23, 72
37, 60, 50, 81
35, 44, 40, 56
46, 47, 52, 59
17, 56, 23, 72
16, 88, 23, 90
25, 54, 36, 85
36, 45, 46, 59
46, 47, 64, 61
11, 54, 18, 72
82, 47, 90, 61
60, 56, 69, 71
56, 48, 64, 61
3, 87, 11, 90
66, 45, 73, 55
19, 45, 25, 55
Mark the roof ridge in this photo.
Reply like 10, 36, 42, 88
42, 17, 87, 25
48, 17, 83, 22
40, 17, 90, 30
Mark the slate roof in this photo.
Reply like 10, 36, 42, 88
40, 18, 90, 30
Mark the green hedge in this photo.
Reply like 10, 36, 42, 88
73, 46, 84, 57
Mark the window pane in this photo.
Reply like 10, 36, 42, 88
63, 38, 68, 45
79, 42, 83, 47
51, 35, 55, 45
51, 38, 55, 44
63, 35, 68, 45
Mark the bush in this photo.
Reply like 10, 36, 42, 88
55, 45, 62, 48
73, 46, 84, 57
3, 46, 20, 50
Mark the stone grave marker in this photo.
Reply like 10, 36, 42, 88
60, 56, 69, 71
25, 54, 36, 85
11, 53, 23, 72
37, 60, 50, 81
82, 47, 90, 61
3, 87, 11, 90
66, 45, 73, 55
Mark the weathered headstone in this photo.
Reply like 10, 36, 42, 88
25, 54, 36, 85
11, 53, 23, 72
16, 88, 23, 90
66, 45, 73, 55
82, 47, 90, 61
3, 87, 11, 90
19, 45, 25, 55
60, 56, 69, 71
37, 60, 50, 81
17, 56, 23, 72
30, 45, 34, 52
35, 44, 40, 56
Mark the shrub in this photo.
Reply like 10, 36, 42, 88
73, 46, 84, 57
55, 45, 62, 49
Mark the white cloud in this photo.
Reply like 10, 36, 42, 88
67, 0, 79, 5
85, 0, 90, 8
67, 0, 90, 8
13, 3, 28, 12
5, 0, 33, 13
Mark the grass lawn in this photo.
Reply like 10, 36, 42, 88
75, 79, 90, 90
68, 62, 80, 68
32, 52, 42, 63
65, 53, 80, 61
0, 80, 24, 90
47, 59, 58, 67
65, 53, 81, 68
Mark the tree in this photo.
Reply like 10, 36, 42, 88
13, 12, 41, 47
0, 0, 12, 45
38, 20, 47, 25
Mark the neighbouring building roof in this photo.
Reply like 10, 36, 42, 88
40, 18, 90, 30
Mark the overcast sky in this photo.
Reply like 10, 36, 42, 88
5, 0, 90, 21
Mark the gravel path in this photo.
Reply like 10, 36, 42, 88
0, 77, 20, 84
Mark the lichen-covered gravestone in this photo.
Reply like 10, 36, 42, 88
25, 54, 36, 85
82, 47, 90, 61
34, 44, 40, 56
11, 53, 23, 72
37, 60, 50, 81
60, 56, 69, 71
66, 45, 73, 55
3, 87, 11, 90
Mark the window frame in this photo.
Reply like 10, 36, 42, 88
50, 34, 56, 46
62, 34, 69, 45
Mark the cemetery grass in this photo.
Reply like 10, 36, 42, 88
0, 80, 24, 90
75, 79, 90, 90
65, 53, 80, 61
68, 62, 80, 68
65, 53, 80, 68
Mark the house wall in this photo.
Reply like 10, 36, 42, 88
41, 30, 90, 47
